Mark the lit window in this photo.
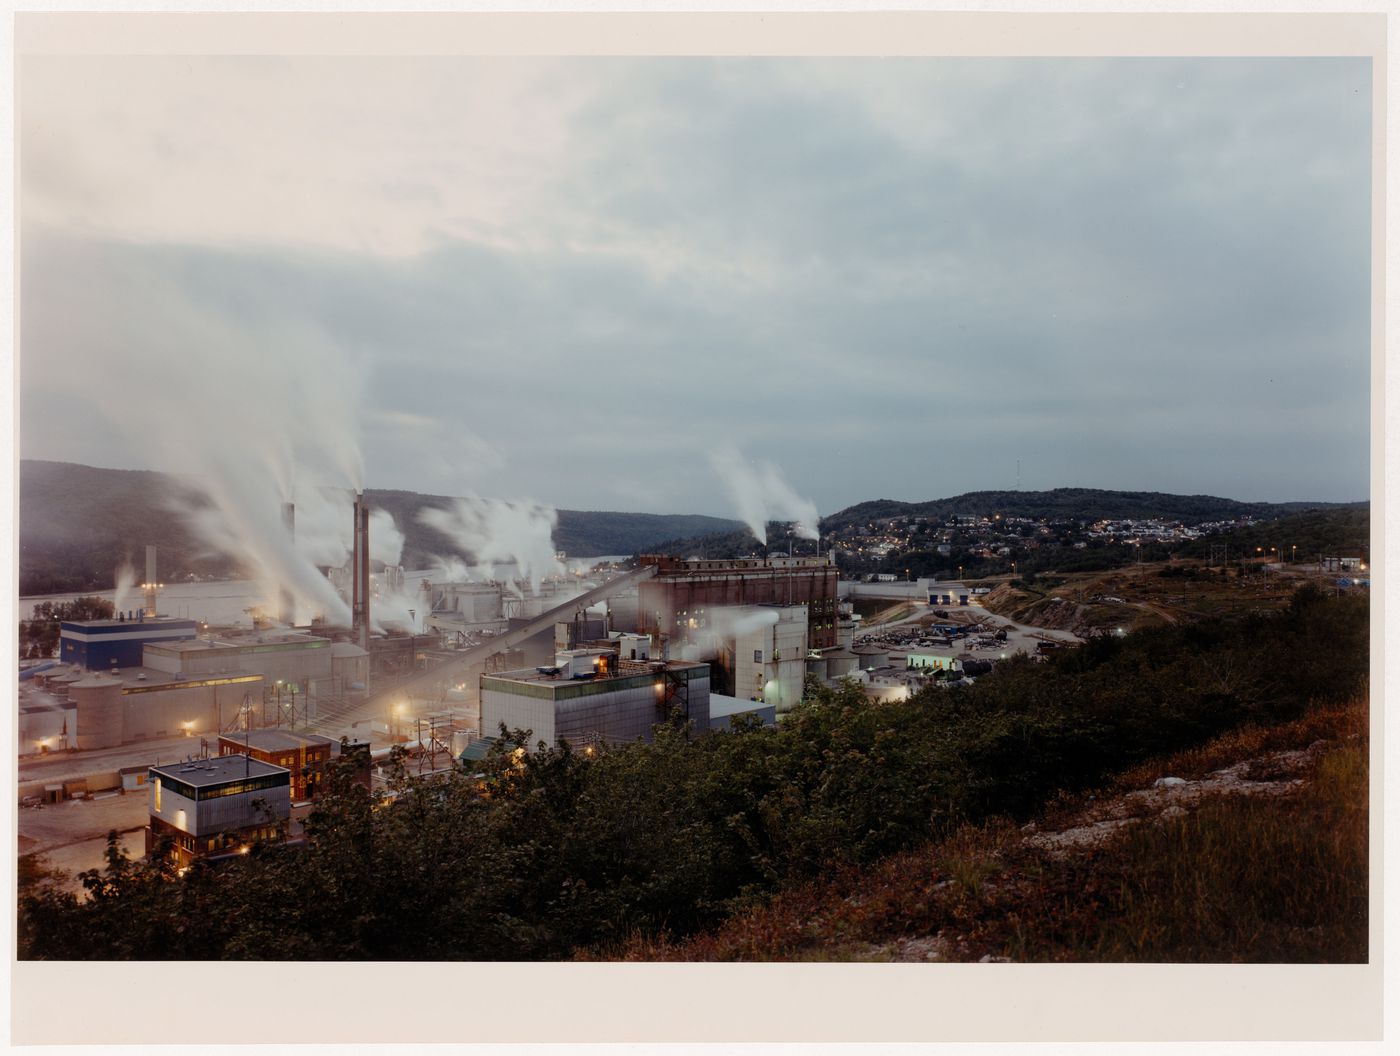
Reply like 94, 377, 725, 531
154, 777, 161, 812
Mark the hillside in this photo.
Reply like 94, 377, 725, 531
18, 460, 741, 595
606, 693, 1367, 963
654, 494, 1370, 577
819, 487, 1364, 533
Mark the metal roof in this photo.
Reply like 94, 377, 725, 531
218, 729, 335, 752
150, 755, 287, 786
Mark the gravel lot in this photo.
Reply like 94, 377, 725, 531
18, 791, 152, 895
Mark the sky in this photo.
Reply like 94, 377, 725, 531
19, 55, 1373, 519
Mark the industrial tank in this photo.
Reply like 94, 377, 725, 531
72, 674, 124, 750
48, 669, 85, 701
854, 645, 889, 671
805, 654, 829, 683
823, 648, 858, 678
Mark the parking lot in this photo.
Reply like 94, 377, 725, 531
18, 791, 152, 894
855, 599, 1083, 665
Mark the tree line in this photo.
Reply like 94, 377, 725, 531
19, 596, 115, 659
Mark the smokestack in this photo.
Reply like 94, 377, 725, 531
143, 545, 158, 617
352, 493, 370, 651
280, 503, 296, 626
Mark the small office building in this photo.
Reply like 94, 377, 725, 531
145, 755, 291, 868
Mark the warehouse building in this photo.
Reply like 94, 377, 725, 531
481, 653, 710, 750
217, 729, 337, 802
59, 616, 198, 671
637, 554, 840, 650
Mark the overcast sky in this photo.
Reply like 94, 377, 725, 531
20, 56, 1372, 517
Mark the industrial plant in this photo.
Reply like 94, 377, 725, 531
17, 468, 1038, 891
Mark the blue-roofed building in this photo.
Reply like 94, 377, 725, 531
59, 616, 199, 671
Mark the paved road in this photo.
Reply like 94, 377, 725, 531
18, 734, 207, 787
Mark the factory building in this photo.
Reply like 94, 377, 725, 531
707, 693, 777, 732
637, 554, 840, 650
59, 616, 198, 671
145, 755, 292, 869
730, 606, 810, 714
217, 729, 337, 802
481, 653, 710, 750
145, 631, 332, 686
19, 700, 77, 754
24, 666, 264, 751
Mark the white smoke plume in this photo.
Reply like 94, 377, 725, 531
369, 508, 405, 567
429, 555, 476, 584
26, 246, 365, 627
419, 497, 564, 593
112, 560, 138, 616
709, 447, 820, 545
171, 465, 351, 626
703, 605, 781, 640
372, 576, 431, 635
288, 484, 354, 570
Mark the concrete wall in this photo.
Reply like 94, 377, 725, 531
120, 676, 265, 742
481, 685, 557, 745
19, 705, 78, 753
734, 608, 809, 714
606, 589, 641, 633
149, 641, 333, 684
482, 667, 711, 749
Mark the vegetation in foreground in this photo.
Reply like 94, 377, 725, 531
605, 695, 1367, 962
17, 587, 1367, 961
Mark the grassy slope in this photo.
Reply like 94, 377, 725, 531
601, 695, 1368, 963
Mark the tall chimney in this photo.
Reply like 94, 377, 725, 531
143, 545, 158, 617
352, 493, 370, 650
280, 503, 296, 626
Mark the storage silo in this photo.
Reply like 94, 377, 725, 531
823, 648, 858, 678
805, 653, 829, 683
854, 645, 889, 671
48, 669, 84, 701
72, 674, 125, 750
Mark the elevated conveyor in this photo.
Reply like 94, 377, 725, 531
307, 564, 657, 732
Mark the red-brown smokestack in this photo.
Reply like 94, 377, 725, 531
279, 503, 295, 625
352, 493, 370, 650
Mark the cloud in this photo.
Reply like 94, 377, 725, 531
19, 57, 1372, 509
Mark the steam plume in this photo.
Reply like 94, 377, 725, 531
419, 496, 564, 593
112, 560, 137, 615
368, 508, 405, 567
709, 447, 819, 544
28, 248, 366, 627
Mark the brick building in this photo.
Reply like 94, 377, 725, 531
217, 729, 336, 802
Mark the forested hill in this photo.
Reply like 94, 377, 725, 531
646, 488, 1368, 564
17, 460, 741, 596
821, 488, 1366, 533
